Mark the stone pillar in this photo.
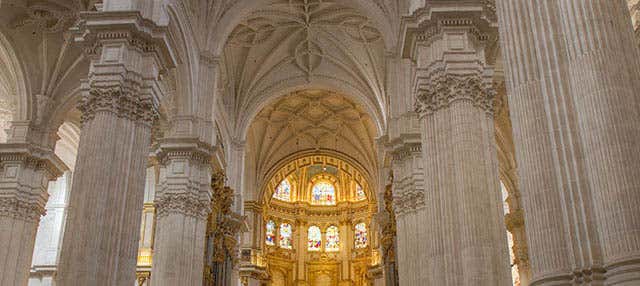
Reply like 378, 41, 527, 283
150, 139, 214, 286
497, 1, 640, 285
0, 142, 65, 286
403, 6, 511, 285
558, 2, 640, 284
57, 11, 174, 286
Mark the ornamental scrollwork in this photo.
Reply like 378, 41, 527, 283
155, 193, 211, 220
79, 88, 158, 126
415, 73, 497, 116
0, 197, 46, 222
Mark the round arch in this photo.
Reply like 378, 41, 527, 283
207, 0, 396, 56
0, 29, 30, 122
258, 150, 378, 205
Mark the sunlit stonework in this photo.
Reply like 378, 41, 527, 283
1, 1, 639, 286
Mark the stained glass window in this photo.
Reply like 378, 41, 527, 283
308, 226, 322, 251
354, 223, 368, 249
266, 220, 276, 246
355, 183, 366, 201
279, 223, 292, 249
325, 225, 340, 252
311, 181, 336, 205
273, 179, 291, 201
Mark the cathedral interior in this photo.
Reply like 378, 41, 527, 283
1, 1, 640, 286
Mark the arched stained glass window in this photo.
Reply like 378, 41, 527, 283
354, 223, 368, 249
311, 181, 336, 205
265, 220, 276, 246
279, 223, 292, 249
355, 183, 366, 201
308, 226, 322, 251
273, 179, 291, 201
325, 225, 340, 252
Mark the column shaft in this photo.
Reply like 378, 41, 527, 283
558, 2, 640, 284
419, 82, 511, 286
57, 109, 152, 285
497, 1, 640, 284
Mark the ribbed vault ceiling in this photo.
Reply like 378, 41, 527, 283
247, 90, 377, 181
220, 0, 387, 134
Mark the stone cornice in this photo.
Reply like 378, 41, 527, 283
0, 143, 67, 179
390, 142, 422, 162
400, 3, 498, 60
71, 10, 177, 70
153, 137, 216, 167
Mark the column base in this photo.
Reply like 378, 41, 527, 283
530, 272, 574, 286
605, 257, 640, 286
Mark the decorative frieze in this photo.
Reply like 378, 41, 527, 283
415, 73, 496, 116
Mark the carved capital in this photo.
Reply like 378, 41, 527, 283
79, 87, 158, 126
0, 143, 67, 221
392, 189, 425, 217
155, 192, 211, 220
415, 73, 496, 116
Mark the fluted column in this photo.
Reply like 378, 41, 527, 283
403, 7, 511, 285
497, 1, 640, 285
0, 142, 65, 286
150, 139, 214, 286
558, 2, 640, 284
57, 12, 174, 286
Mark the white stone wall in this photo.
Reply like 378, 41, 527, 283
29, 172, 71, 286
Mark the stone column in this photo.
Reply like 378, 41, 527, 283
403, 6, 511, 285
0, 142, 65, 286
57, 12, 174, 286
497, 1, 640, 285
558, 2, 640, 284
150, 139, 214, 286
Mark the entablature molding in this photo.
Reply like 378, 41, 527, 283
400, 2, 498, 62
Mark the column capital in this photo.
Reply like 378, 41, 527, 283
392, 189, 425, 217
153, 138, 215, 220
0, 142, 67, 221
415, 73, 497, 116
71, 11, 177, 126
153, 137, 216, 167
